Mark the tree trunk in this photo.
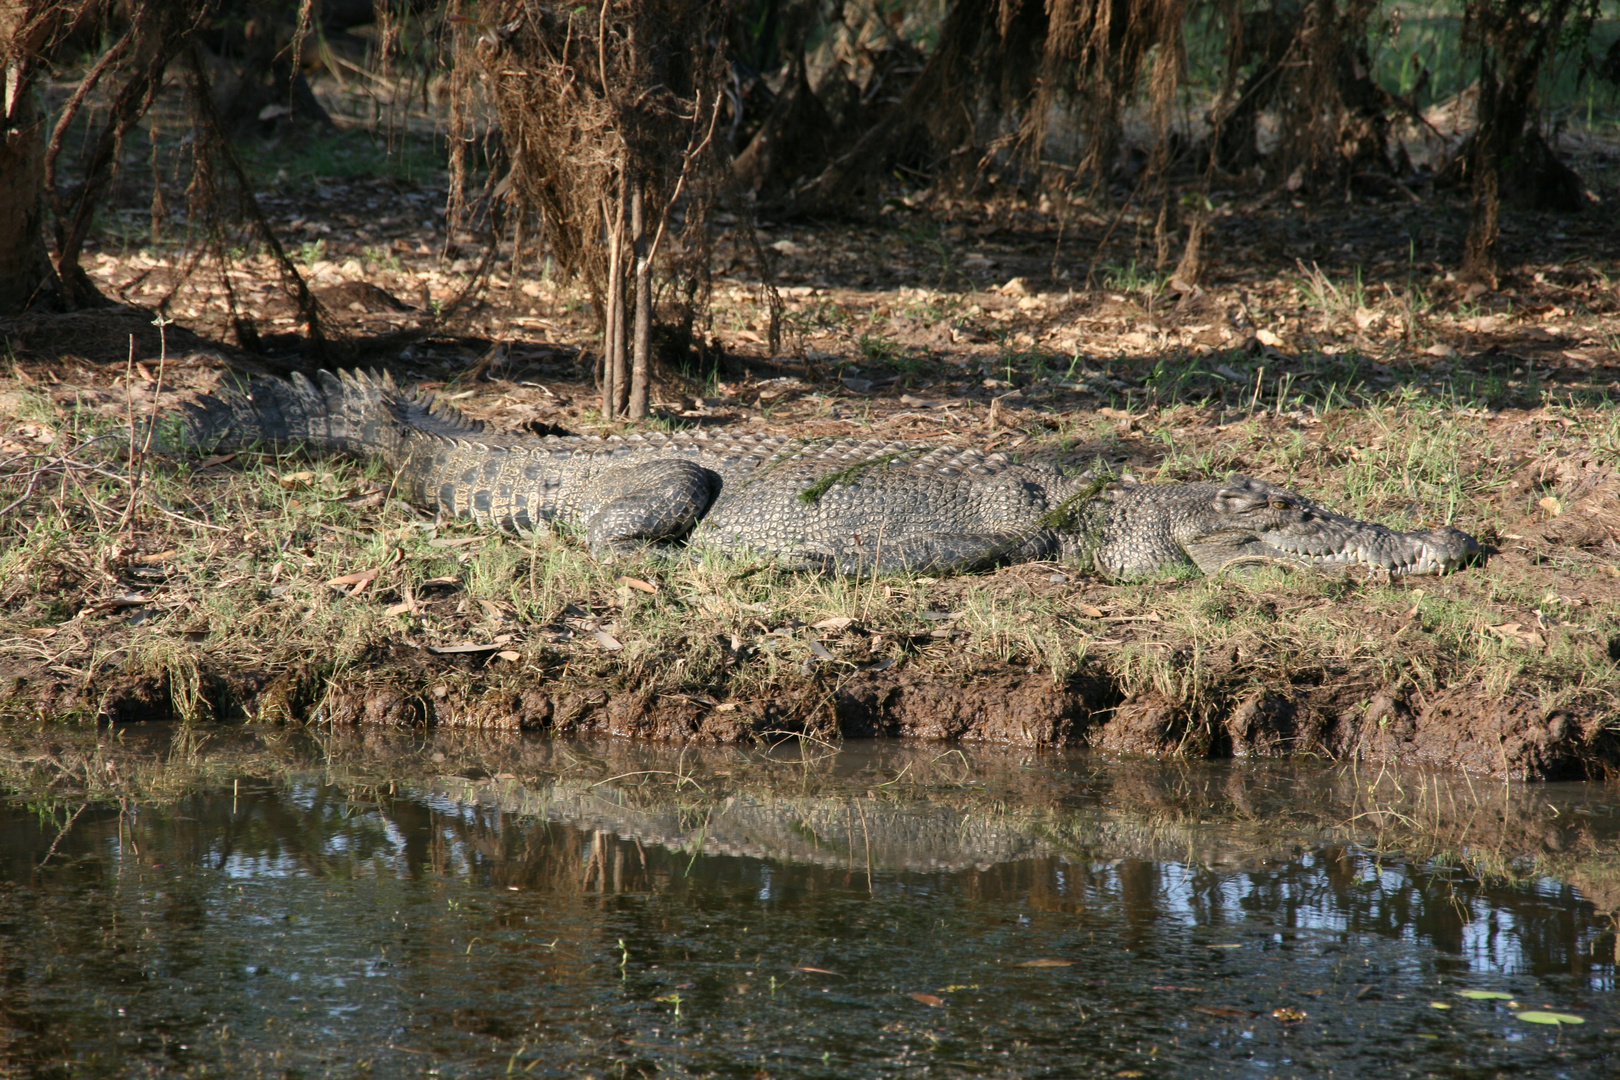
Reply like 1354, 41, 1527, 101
601, 178, 628, 419
1459, 0, 1580, 286
1460, 53, 1512, 286
0, 8, 64, 315
628, 178, 651, 420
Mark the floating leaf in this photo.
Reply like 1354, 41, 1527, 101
1206, 943, 1243, 949
1014, 958, 1073, 968
1193, 1005, 1256, 1019
909, 992, 945, 1007
794, 966, 840, 976
1429, 1002, 1451, 1009
1456, 990, 1515, 1000
1515, 1011, 1584, 1026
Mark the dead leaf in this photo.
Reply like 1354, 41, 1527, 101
617, 576, 658, 594
813, 616, 854, 631
1255, 328, 1285, 348
325, 568, 380, 595
807, 639, 834, 661
909, 993, 946, 1007
1537, 496, 1563, 517
1014, 958, 1073, 968
1078, 604, 1105, 618
795, 966, 841, 976
426, 642, 504, 655
384, 601, 415, 617
196, 453, 237, 468
429, 536, 483, 549
1486, 622, 1546, 648
276, 470, 317, 489
19, 626, 58, 639
477, 597, 504, 621
594, 629, 624, 651
495, 650, 521, 662
1193, 1006, 1257, 1019
421, 576, 460, 588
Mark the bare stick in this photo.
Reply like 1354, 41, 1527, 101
644, 90, 721, 269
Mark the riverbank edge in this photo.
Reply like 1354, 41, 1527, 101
3, 647, 1614, 780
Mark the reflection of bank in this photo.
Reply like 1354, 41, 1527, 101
5, 727, 1620, 901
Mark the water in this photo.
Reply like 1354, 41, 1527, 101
0, 728, 1615, 1078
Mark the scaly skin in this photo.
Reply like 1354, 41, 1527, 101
178, 369, 1481, 577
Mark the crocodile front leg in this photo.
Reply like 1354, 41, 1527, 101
575, 459, 721, 556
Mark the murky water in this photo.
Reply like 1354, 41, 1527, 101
0, 729, 1616, 1078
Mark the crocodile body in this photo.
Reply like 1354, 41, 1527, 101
179, 369, 1480, 577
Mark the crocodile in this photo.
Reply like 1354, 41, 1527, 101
178, 369, 1480, 577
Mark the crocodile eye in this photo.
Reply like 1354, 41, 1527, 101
1269, 499, 1290, 509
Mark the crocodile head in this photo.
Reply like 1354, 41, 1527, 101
1178, 475, 1481, 577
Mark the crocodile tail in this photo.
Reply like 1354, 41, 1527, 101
178, 368, 479, 463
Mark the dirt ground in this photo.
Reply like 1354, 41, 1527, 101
3, 113, 1620, 778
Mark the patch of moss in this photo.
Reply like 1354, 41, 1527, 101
797, 451, 910, 505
